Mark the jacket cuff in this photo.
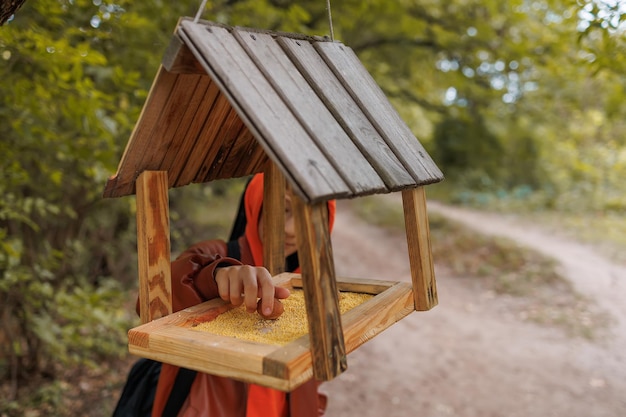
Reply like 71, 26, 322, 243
193, 256, 242, 301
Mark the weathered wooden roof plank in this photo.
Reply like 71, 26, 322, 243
164, 76, 217, 188
234, 28, 387, 196
229, 131, 268, 180
133, 73, 202, 180
208, 127, 255, 181
179, 21, 352, 203
196, 107, 246, 182
278, 37, 417, 192
314, 42, 443, 185
173, 91, 231, 187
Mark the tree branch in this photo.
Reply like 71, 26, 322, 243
387, 89, 447, 115
0, 0, 27, 25
352, 37, 437, 54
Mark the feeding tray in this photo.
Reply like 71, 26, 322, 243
104, 16, 443, 389
128, 273, 414, 391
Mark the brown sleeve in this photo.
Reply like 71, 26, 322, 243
177, 239, 230, 259
135, 239, 243, 315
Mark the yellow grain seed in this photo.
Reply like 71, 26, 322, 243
191, 290, 373, 346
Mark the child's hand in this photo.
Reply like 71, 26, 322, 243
214, 265, 290, 316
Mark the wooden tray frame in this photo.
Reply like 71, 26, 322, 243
131, 167, 436, 387
128, 273, 414, 391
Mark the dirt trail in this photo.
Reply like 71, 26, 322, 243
322, 200, 626, 417
427, 201, 626, 350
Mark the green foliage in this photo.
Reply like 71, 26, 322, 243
432, 114, 504, 183
169, 179, 247, 256
0, 0, 149, 394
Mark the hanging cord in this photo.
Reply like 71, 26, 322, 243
326, 0, 335, 41
194, 0, 209, 23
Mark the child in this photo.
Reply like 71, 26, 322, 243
151, 173, 336, 417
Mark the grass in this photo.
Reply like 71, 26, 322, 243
349, 194, 612, 340
427, 181, 626, 265
518, 211, 626, 265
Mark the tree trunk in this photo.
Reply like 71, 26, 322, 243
0, 0, 27, 25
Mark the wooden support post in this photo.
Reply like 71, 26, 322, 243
263, 163, 286, 275
292, 196, 347, 380
136, 171, 173, 324
402, 187, 438, 311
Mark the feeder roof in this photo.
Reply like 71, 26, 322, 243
103, 18, 443, 203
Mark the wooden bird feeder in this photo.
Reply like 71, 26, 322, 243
103, 17, 443, 391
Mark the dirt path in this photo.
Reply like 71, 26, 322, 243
322, 200, 626, 417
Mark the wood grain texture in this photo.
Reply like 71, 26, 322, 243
127, 273, 414, 391
278, 37, 416, 191
163, 34, 206, 74
135, 171, 172, 324
340, 282, 414, 351
163, 76, 223, 187
109, 17, 443, 393
234, 29, 386, 196
290, 275, 394, 295
160, 75, 212, 186
402, 187, 438, 310
144, 73, 204, 164
130, 341, 299, 391
292, 196, 347, 380
230, 130, 268, 179
315, 42, 444, 184
105, 69, 214, 197
262, 338, 311, 381
178, 21, 351, 203
207, 125, 256, 181
263, 163, 286, 275
174, 91, 232, 186
193, 105, 244, 183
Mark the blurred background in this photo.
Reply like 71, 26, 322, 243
1, 0, 625, 415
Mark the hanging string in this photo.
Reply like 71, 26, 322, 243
326, 0, 335, 41
194, 0, 209, 23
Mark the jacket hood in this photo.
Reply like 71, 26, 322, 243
243, 173, 336, 267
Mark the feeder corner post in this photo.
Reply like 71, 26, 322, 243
402, 186, 438, 311
292, 195, 347, 381
263, 163, 286, 275
136, 170, 173, 324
